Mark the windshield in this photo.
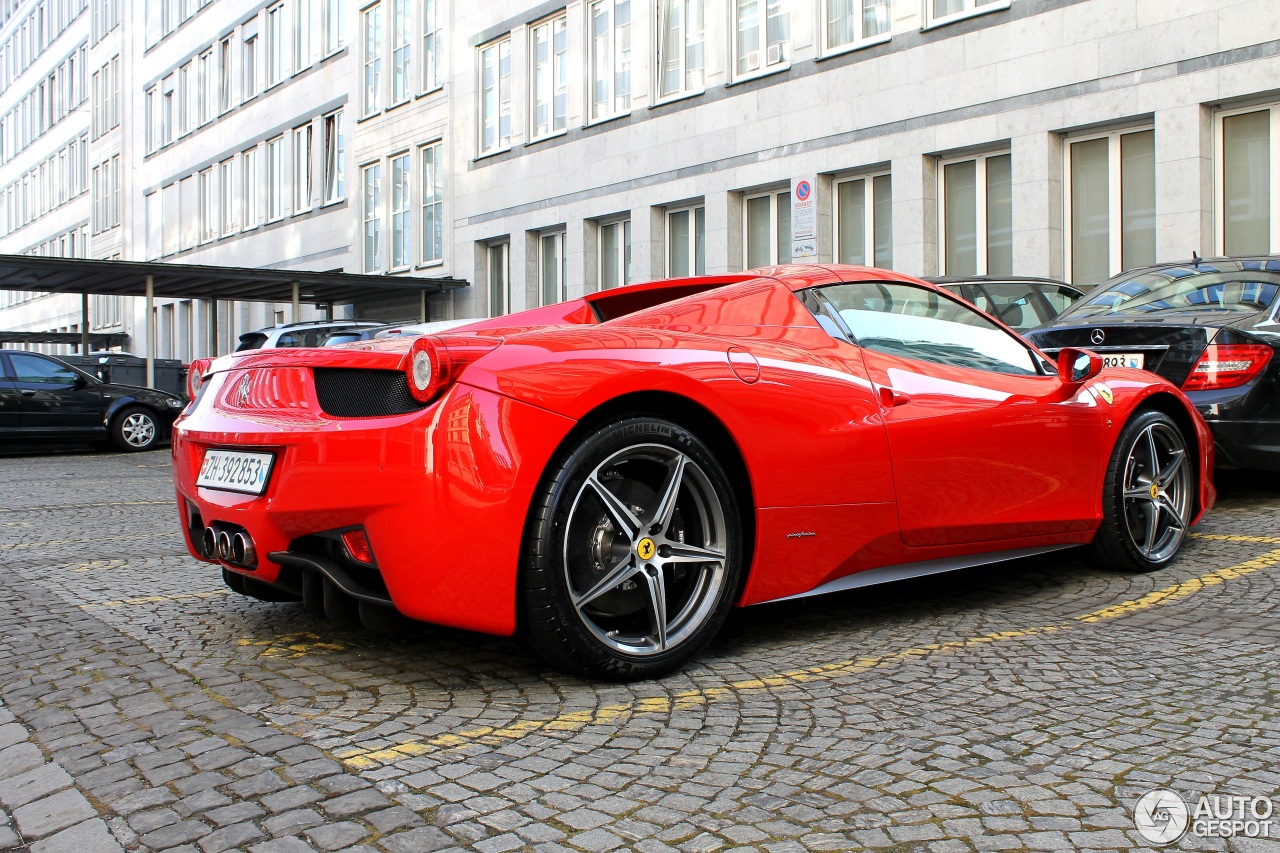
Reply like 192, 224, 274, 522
1072, 264, 1280, 317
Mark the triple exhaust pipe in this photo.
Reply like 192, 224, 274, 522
201, 526, 256, 567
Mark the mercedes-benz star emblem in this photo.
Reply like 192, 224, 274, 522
235, 374, 252, 407
1090, 328, 1106, 345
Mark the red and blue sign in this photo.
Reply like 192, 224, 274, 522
795, 180, 812, 201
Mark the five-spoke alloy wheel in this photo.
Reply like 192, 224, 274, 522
1092, 410, 1193, 572
523, 417, 742, 680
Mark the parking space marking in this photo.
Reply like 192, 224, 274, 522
336, 537, 1280, 770
79, 589, 230, 610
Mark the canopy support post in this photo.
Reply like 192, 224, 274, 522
291, 282, 300, 323
208, 298, 218, 357
420, 290, 427, 322
145, 275, 155, 388
80, 293, 89, 354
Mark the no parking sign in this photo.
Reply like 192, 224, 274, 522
792, 177, 817, 260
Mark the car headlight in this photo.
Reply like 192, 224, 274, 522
167, 398, 184, 408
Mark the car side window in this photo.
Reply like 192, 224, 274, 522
812, 282, 1042, 376
9, 353, 81, 385
275, 331, 307, 347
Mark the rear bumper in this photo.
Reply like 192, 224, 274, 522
172, 379, 576, 635
1204, 419, 1280, 472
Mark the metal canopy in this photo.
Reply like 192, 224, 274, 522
0, 331, 129, 346
0, 255, 468, 305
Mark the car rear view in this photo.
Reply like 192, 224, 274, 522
1027, 258, 1280, 470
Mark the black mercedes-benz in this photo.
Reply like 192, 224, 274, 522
1027, 257, 1280, 471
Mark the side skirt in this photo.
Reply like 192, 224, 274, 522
757, 545, 1078, 604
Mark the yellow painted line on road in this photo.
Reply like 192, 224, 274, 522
0, 532, 177, 550
336, 535, 1280, 770
79, 589, 230, 610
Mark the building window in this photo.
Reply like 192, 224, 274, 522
363, 163, 382, 272
1066, 129, 1154, 286
421, 141, 442, 263
939, 151, 1012, 277
589, 0, 630, 122
293, 124, 312, 213
391, 0, 410, 103
422, 0, 441, 91
163, 183, 179, 255
162, 80, 174, 144
667, 206, 705, 276
928, 0, 1007, 27
488, 241, 509, 316
390, 153, 411, 268
219, 157, 237, 235
1218, 105, 1278, 256
198, 167, 216, 243
145, 86, 157, 151
197, 49, 214, 125
363, 5, 383, 115
836, 172, 892, 268
824, 0, 889, 53
744, 189, 791, 267
242, 32, 258, 102
540, 230, 566, 305
266, 135, 285, 221
295, 0, 313, 71
734, 0, 788, 78
323, 0, 344, 54
530, 15, 568, 139
322, 110, 345, 203
266, 4, 285, 86
179, 62, 193, 134
243, 145, 260, 229
657, 0, 704, 100
478, 38, 511, 154
219, 37, 233, 113
600, 220, 631, 289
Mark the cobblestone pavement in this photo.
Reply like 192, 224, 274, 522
1, 449, 1278, 853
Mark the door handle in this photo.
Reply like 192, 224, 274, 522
878, 386, 911, 408
20, 390, 35, 397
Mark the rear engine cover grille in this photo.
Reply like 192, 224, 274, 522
313, 368, 426, 418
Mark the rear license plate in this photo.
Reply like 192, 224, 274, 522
197, 449, 275, 495
1101, 352, 1145, 369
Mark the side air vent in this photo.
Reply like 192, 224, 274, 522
313, 368, 427, 418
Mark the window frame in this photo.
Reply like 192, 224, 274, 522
822, 0, 891, 56
936, 149, 1012, 277
219, 156, 238, 236
265, 134, 285, 222
389, 151, 412, 270
362, 161, 383, 272
925, 0, 1009, 30
599, 218, 631, 289
538, 228, 568, 305
420, 139, 443, 264
529, 13, 569, 141
587, 0, 631, 124
242, 144, 260, 231
834, 170, 893, 269
265, 3, 286, 88
477, 36, 512, 156
655, 0, 705, 104
1062, 125, 1156, 286
421, 0, 442, 93
733, 0, 790, 82
487, 240, 510, 317
321, 110, 345, 204
292, 122, 313, 214
742, 187, 792, 268
1214, 102, 1280, 256
665, 204, 705, 277
362, 4, 384, 116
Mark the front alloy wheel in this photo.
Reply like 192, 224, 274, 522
1092, 410, 1192, 572
523, 418, 742, 680
111, 407, 158, 452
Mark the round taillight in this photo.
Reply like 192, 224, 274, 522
406, 338, 446, 402
187, 358, 211, 400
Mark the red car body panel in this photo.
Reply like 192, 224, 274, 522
172, 265, 1215, 637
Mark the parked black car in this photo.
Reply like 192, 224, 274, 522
0, 350, 184, 451
929, 276, 1084, 332
1026, 257, 1280, 471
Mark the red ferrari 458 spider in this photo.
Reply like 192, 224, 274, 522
173, 265, 1215, 680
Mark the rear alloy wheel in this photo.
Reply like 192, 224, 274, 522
1091, 410, 1193, 572
110, 407, 158, 451
523, 418, 742, 680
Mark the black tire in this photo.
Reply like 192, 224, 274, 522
522, 417, 743, 681
109, 406, 159, 452
1091, 410, 1194, 573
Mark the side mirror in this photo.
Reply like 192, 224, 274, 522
1058, 347, 1103, 385
72, 373, 89, 388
